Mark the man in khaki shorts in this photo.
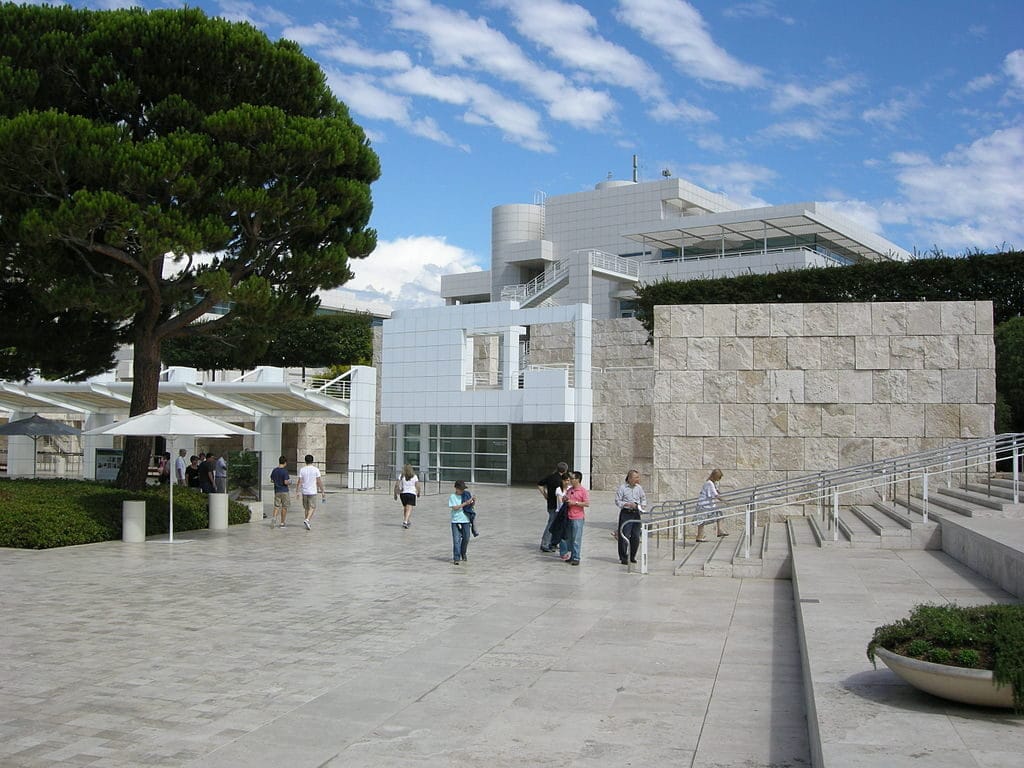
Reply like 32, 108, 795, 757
297, 454, 325, 530
270, 455, 290, 527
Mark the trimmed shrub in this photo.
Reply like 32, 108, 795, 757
0, 478, 250, 549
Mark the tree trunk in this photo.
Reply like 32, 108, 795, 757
114, 336, 162, 490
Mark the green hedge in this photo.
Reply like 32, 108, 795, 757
635, 250, 1024, 335
0, 478, 251, 549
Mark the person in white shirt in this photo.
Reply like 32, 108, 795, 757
174, 449, 187, 486
393, 464, 421, 529
296, 454, 325, 530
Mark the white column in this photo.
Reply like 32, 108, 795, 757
254, 413, 282, 497
82, 413, 116, 480
503, 326, 526, 391
573, 305, 593, 479
345, 365, 377, 489
5, 411, 34, 478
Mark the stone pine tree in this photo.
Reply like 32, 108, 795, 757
0, 5, 380, 488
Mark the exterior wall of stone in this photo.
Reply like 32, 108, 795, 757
650, 301, 995, 500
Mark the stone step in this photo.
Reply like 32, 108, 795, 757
908, 491, 988, 518
787, 516, 819, 548
837, 509, 881, 548
962, 480, 1020, 502
934, 485, 1008, 510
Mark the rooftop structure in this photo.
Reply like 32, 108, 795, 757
441, 177, 910, 320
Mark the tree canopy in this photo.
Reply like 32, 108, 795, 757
0, 4, 380, 486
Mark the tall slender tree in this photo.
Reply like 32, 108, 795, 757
0, 5, 380, 487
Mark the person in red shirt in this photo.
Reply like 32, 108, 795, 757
558, 470, 590, 566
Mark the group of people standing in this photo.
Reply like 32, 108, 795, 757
537, 462, 591, 566
158, 449, 226, 493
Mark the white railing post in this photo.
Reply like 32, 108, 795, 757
744, 505, 751, 559
832, 487, 839, 542
922, 473, 929, 524
1014, 436, 1020, 504
640, 525, 649, 575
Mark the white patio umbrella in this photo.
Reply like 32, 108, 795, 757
84, 401, 256, 542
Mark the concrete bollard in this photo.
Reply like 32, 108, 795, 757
208, 493, 229, 530
122, 500, 146, 543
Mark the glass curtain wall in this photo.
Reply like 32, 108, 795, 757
393, 424, 510, 484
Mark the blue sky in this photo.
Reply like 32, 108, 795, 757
77, 1, 1024, 314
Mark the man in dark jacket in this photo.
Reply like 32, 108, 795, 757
537, 461, 568, 551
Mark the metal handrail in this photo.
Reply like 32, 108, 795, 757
500, 260, 568, 303
638, 433, 1023, 574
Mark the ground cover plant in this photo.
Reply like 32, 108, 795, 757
0, 478, 249, 549
867, 602, 1024, 713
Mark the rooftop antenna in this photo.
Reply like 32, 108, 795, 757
661, 168, 672, 177
632, 153, 638, 183
606, 171, 613, 180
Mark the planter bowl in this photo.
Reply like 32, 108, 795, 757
874, 647, 1014, 709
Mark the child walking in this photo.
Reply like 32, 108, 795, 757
448, 480, 474, 564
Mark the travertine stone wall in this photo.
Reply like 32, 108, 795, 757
651, 301, 995, 500
590, 318, 654, 491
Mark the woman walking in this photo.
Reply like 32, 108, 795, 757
394, 464, 421, 528
694, 468, 726, 542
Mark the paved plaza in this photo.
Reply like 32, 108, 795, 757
0, 486, 809, 767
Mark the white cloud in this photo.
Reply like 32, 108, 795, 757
322, 42, 413, 71
280, 21, 336, 48
389, 0, 616, 128
323, 235, 484, 314
213, 1, 291, 29
820, 199, 885, 236
647, 99, 717, 124
723, 1, 795, 25
1004, 49, 1024, 99
890, 126, 1024, 250
760, 119, 826, 141
616, 0, 764, 88
964, 73, 998, 94
861, 94, 917, 128
687, 161, 775, 207
771, 76, 861, 112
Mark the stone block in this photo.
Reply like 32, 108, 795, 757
942, 370, 977, 403
703, 437, 737, 469
653, 403, 686, 436
890, 404, 926, 437
770, 437, 804, 470
671, 436, 704, 469
873, 437, 909, 461
685, 404, 719, 436
873, 369, 909, 403
753, 337, 788, 370
855, 336, 890, 369
653, 372, 674, 404
958, 335, 993, 369
906, 301, 943, 334
703, 371, 737, 403
821, 336, 856, 369
923, 335, 959, 369
687, 336, 719, 370
720, 403, 754, 436
940, 301, 976, 334
769, 370, 804, 403
671, 370, 704, 400
770, 304, 803, 336
671, 305, 704, 338
736, 437, 771, 469
736, 304, 770, 336
960, 404, 994, 438
978, 369, 996, 404
908, 369, 942, 403
753, 404, 789, 436
633, 422, 654, 459
736, 370, 769, 403
838, 370, 872, 403
789, 404, 822, 436
657, 337, 689, 371
855, 404, 891, 437
889, 336, 925, 369
975, 300, 994, 334
803, 303, 838, 336
704, 304, 737, 336
839, 437, 873, 467
787, 337, 821, 370
821, 403, 857, 437
838, 303, 872, 335
804, 437, 838, 470
925, 404, 960, 437
804, 370, 839, 403
871, 302, 908, 335
719, 336, 753, 370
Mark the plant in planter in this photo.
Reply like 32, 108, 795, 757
867, 603, 1024, 713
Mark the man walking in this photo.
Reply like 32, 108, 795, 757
214, 453, 228, 493
174, 448, 188, 486
615, 469, 647, 565
537, 461, 568, 552
297, 454, 325, 530
270, 455, 290, 528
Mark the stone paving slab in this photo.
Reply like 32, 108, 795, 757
792, 546, 1022, 768
0, 487, 809, 767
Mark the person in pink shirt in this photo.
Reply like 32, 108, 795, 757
558, 470, 590, 566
